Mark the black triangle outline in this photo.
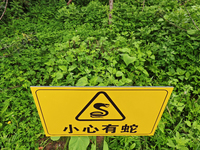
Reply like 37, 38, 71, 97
76, 91, 126, 121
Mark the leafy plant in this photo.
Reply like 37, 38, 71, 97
0, 0, 200, 149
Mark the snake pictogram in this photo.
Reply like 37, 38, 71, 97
90, 103, 110, 118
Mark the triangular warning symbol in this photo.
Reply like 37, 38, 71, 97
76, 91, 125, 121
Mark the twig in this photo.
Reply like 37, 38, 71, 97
179, 93, 184, 102
0, 0, 8, 21
7, 85, 22, 90
0, 46, 21, 58
0, 45, 12, 50
142, 0, 145, 12
159, 15, 187, 31
184, 6, 200, 31
89, 139, 95, 145
67, 0, 72, 5
0, 85, 22, 92
109, 0, 113, 25
142, 136, 147, 148
0, 54, 9, 58
166, 105, 172, 120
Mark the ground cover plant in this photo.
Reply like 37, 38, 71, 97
0, 0, 200, 149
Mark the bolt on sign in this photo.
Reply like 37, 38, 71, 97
30, 87, 173, 136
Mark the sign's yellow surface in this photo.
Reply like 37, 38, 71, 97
30, 87, 173, 136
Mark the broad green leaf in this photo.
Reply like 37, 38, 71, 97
118, 48, 130, 53
76, 76, 88, 86
5, 112, 14, 118
150, 55, 155, 59
146, 51, 152, 56
121, 54, 136, 66
197, 125, 200, 131
98, 83, 106, 86
69, 136, 90, 150
169, 68, 175, 75
56, 71, 63, 79
164, 14, 169, 20
130, 143, 136, 149
69, 64, 77, 72
50, 136, 60, 141
143, 69, 149, 76
133, 41, 142, 49
124, 78, 132, 83
90, 76, 99, 85
167, 139, 176, 148
59, 65, 67, 71
89, 136, 96, 150
158, 121, 165, 133
158, 18, 164, 22
45, 58, 55, 66
103, 140, 109, 150
175, 133, 190, 146
187, 30, 196, 35
117, 79, 126, 86
0, 99, 10, 117
177, 103, 185, 112
185, 121, 191, 127
97, 77, 103, 83
116, 71, 123, 77
107, 67, 113, 74
192, 121, 198, 129
185, 72, 190, 79
18, 77, 25, 81
47, 67, 53, 73
176, 147, 188, 150
72, 35, 80, 43
176, 68, 185, 75
136, 66, 143, 70
91, 143, 96, 150
90, 76, 103, 85
178, 76, 184, 81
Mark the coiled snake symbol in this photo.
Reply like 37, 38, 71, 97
90, 103, 109, 118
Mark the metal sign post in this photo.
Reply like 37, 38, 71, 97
96, 136, 104, 150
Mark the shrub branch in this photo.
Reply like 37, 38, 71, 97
0, 0, 8, 21
159, 14, 187, 31
166, 106, 173, 120
184, 5, 200, 31
109, 0, 113, 25
67, 0, 72, 5
142, 0, 145, 12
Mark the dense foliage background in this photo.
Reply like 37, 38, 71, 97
0, 0, 200, 149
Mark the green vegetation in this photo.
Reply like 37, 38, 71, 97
0, 0, 200, 149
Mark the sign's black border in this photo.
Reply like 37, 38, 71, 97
75, 91, 126, 121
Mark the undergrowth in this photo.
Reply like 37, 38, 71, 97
0, 0, 200, 149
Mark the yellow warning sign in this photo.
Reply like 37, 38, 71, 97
30, 87, 173, 136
